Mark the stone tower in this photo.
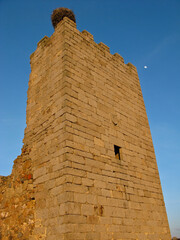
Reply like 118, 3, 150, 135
0, 10, 171, 240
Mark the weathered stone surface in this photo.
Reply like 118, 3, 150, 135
0, 146, 35, 239
0, 16, 171, 239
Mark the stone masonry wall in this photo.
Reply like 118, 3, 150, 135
0, 17, 171, 240
24, 20, 70, 239
0, 145, 34, 239
56, 18, 171, 240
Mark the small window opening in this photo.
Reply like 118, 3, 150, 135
114, 145, 121, 160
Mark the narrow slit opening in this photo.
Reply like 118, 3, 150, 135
114, 145, 121, 160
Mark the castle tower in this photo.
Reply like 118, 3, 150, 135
0, 10, 171, 240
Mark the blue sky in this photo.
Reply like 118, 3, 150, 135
0, 0, 180, 237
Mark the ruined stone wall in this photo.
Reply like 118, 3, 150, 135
0, 146, 34, 239
0, 17, 171, 240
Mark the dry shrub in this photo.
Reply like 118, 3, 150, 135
51, 7, 76, 29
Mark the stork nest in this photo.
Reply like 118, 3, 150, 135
51, 7, 76, 29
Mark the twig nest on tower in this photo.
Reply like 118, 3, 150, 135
51, 8, 76, 29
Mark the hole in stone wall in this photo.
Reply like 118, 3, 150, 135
114, 145, 121, 160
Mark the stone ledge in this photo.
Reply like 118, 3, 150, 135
113, 53, 124, 63
98, 42, 110, 53
82, 30, 94, 41
126, 62, 137, 72
57, 16, 77, 29
37, 36, 49, 48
